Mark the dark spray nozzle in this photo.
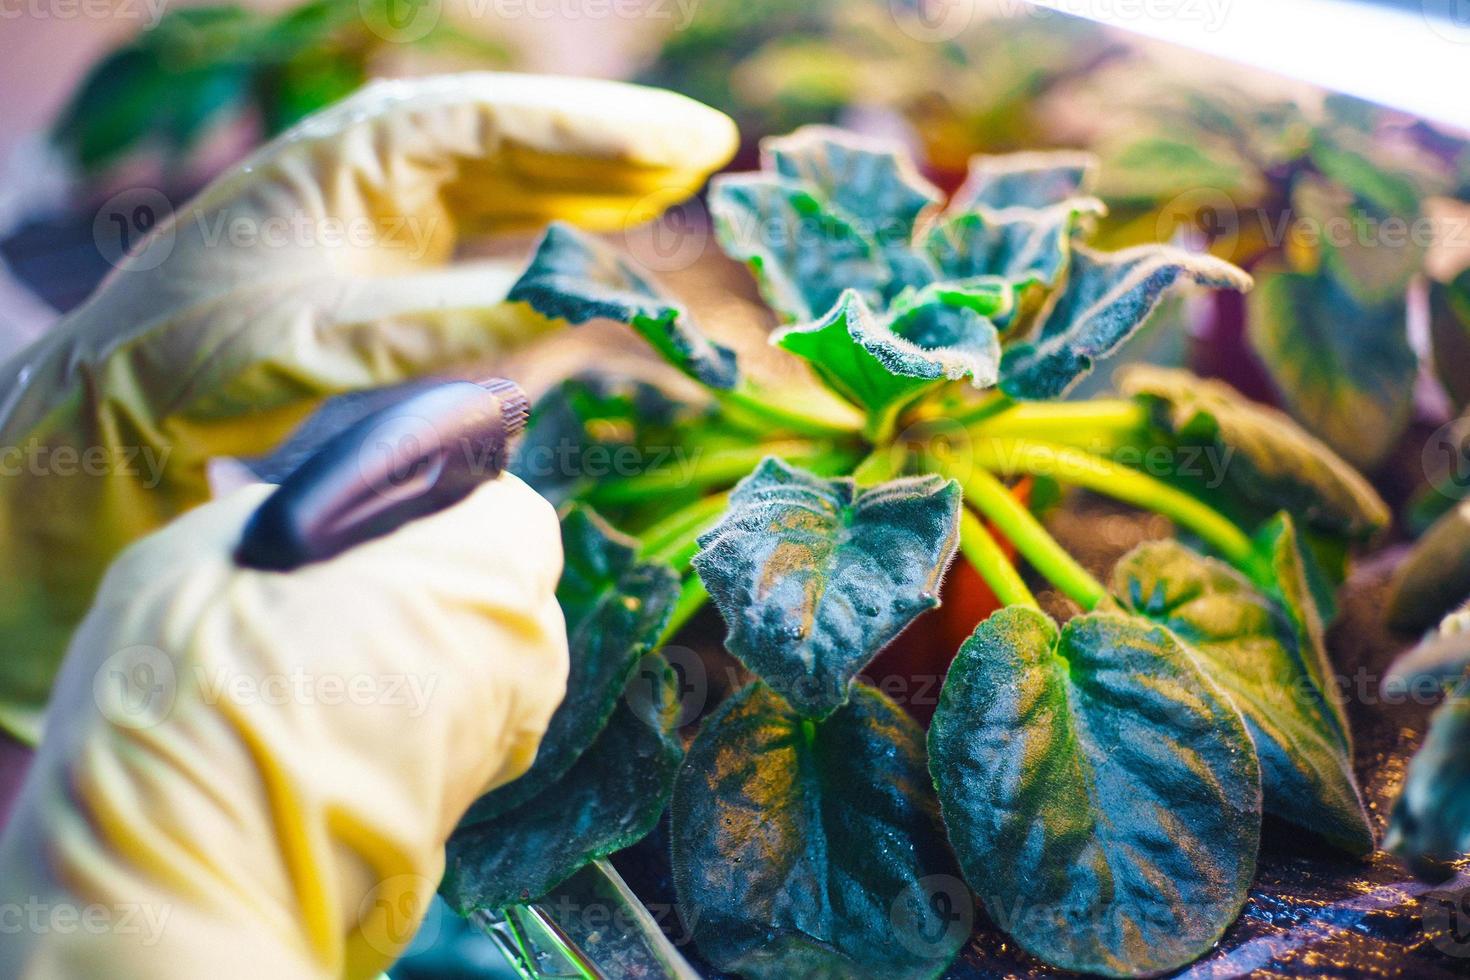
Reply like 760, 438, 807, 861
235, 378, 529, 571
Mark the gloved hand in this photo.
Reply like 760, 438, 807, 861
0, 472, 569, 979
0, 72, 736, 744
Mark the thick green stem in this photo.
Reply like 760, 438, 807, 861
973, 400, 1148, 450
590, 441, 838, 505
717, 386, 862, 438
658, 576, 710, 646
913, 390, 1014, 429
971, 436, 1256, 568
930, 451, 1106, 609
958, 508, 1037, 609
851, 445, 907, 485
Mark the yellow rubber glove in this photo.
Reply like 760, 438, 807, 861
0, 473, 568, 979
0, 72, 736, 745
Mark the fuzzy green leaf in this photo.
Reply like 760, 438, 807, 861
442, 661, 684, 912
1001, 245, 1251, 399
951, 150, 1098, 211
508, 222, 739, 390
672, 682, 965, 980
709, 174, 889, 322
1107, 540, 1371, 854
765, 125, 941, 248
772, 289, 1002, 418
928, 607, 1260, 978
1246, 265, 1413, 470
692, 459, 961, 717
460, 506, 678, 825
925, 198, 1105, 297
1119, 365, 1389, 537
1387, 499, 1470, 632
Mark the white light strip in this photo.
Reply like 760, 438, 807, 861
1025, 0, 1470, 132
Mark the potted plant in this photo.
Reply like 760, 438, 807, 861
436, 126, 1395, 978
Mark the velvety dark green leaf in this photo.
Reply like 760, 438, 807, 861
1001, 244, 1251, 399
461, 506, 678, 825
1386, 608, 1470, 871
951, 150, 1098, 211
443, 662, 684, 912
511, 372, 722, 507
924, 198, 1105, 296
1246, 265, 1413, 470
1387, 500, 1470, 632
764, 125, 941, 249
692, 459, 962, 717
1430, 270, 1470, 412
709, 173, 890, 322
761, 126, 942, 294
508, 222, 739, 390
1107, 540, 1371, 854
1119, 365, 1389, 537
928, 607, 1260, 978
672, 682, 965, 980
771, 288, 1002, 418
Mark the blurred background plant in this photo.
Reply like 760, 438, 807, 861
50, 0, 513, 179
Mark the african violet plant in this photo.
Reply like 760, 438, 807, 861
438, 127, 1392, 977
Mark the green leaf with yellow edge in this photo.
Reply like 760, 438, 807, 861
1253, 513, 1352, 750
1106, 539, 1372, 854
1001, 244, 1252, 399
928, 606, 1260, 978
1246, 265, 1413, 470
1119, 365, 1389, 538
671, 681, 965, 980
508, 222, 739, 390
692, 458, 961, 717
